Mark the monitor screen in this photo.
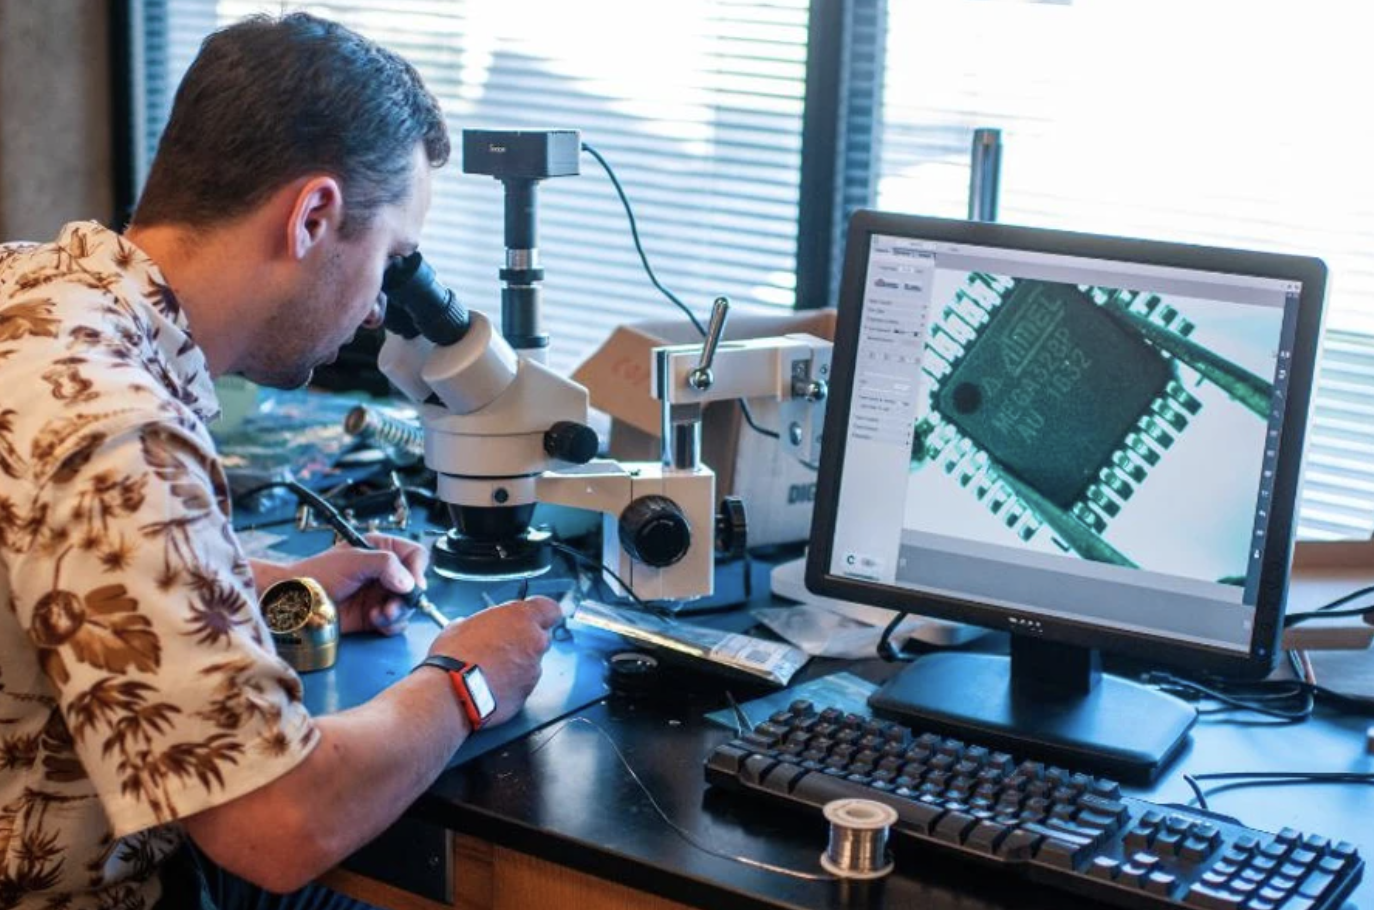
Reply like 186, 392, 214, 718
806, 212, 1326, 778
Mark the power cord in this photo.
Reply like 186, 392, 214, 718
1143, 650, 1374, 724
1284, 582, 1374, 627
581, 140, 781, 443
1182, 770, 1374, 813
876, 609, 915, 663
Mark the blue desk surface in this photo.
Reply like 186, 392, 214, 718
298, 569, 616, 768
287, 533, 1371, 910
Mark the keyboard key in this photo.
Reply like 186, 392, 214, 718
1181, 837, 1216, 863
1296, 869, 1334, 899
966, 821, 1010, 855
1034, 837, 1089, 870
995, 828, 1042, 860
1088, 857, 1120, 880
1330, 840, 1358, 859
1079, 794, 1128, 820
1288, 848, 1317, 867
1145, 870, 1179, 895
759, 761, 807, 795
933, 811, 979, 845
1184, 883, 1243, 909
1155, 831, 1184, 855
1317, 854, 1345, 875
705, 744, 749, 775
1275, 828, 1301, 845
1123, 824, 1156, 851
739, 754, 775, 786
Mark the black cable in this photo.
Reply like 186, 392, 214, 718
1284, 582, 1374, 626
1144, 669, 1314, 723
1182, 771, 1374, 811
581, 142, 707, 336
581, 140, 782, 443
547, 540, 673, 619
877, 610, 914, 663
1285, 604, 1374, 626
238, 480, 372, 548
1145, 657, 1374, 725
739, 404, 781, 440
1182, 774, 1210, 811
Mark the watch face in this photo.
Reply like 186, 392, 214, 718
464, 667, 497, 719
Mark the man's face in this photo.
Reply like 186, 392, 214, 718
251, 146, 433, 389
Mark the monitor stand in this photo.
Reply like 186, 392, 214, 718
867, 636, 1196, 784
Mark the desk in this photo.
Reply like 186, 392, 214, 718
298, 568, 1373, 910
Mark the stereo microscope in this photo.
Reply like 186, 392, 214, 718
377, 129, 719, 602
376, 128, 831, 606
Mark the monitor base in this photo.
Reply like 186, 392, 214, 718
869, 651, 1196, 784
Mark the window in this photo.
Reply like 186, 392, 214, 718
876, 0, 1374, 540
135, 0, 816, 377
130, 0, 1374, 539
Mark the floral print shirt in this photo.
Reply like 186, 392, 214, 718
0, 222, 318, 910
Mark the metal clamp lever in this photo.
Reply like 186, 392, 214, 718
688, 296, 730, 391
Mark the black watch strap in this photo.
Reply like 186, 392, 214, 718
414, 654, 468, 675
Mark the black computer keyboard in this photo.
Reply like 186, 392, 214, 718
704, 700, 1363, 910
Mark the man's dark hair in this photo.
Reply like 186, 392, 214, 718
132, 12, 450, 237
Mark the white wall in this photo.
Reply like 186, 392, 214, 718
0, 1, 113, 240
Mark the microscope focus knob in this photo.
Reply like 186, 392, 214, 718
619, 496, 691, 568
543, 421, 599, 464
715, 496, 748, 560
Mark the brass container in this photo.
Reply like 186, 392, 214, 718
261, 577, 339, 672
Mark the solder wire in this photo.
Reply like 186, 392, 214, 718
530, 717, 835, 881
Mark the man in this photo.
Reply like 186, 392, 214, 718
0, 12, 561, 910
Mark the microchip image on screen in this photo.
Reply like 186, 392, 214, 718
905, 270, 1282, 586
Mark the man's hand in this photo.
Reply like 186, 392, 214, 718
427, 596, 562, 726
278, 533, 429, 635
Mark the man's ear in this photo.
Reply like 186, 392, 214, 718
286, 176, 345, 260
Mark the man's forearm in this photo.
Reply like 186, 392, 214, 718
183, 669, 469, 892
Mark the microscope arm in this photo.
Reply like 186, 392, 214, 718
652, 332, 833, 469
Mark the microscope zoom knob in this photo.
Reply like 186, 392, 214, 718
619, 495, 691, 568
543, 421, 599, 464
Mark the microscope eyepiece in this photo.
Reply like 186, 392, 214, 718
382, 251, 470, 346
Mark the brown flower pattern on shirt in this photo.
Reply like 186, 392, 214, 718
0, 223, 318, 910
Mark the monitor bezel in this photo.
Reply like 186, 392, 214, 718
806, 210, 1328, 679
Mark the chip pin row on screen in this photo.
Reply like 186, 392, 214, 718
914, 273, 1208, 564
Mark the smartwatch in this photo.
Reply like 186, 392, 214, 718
413, 655, 497, 730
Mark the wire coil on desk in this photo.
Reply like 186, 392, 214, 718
820, 799, 897, 880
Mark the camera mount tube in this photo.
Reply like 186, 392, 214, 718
500, 178, 547, 352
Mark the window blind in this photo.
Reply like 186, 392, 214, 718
136, 0, 812, 377
875, 0, 1374, 540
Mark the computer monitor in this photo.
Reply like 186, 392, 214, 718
806, 210, 1327, 782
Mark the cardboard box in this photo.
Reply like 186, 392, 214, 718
572, 310, 836, 548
